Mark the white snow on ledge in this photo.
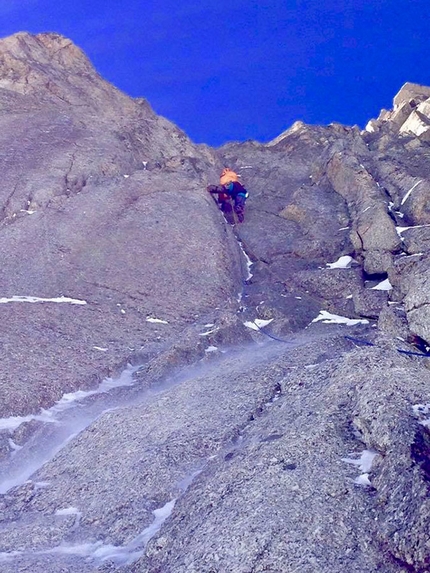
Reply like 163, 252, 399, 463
146, 317, 168, 324
396, 224, 430, 236
371, 278, 392, 291
326, 255, 353, 269
244, 318, 274, 331
199, 327, 216, 336
0, 295, 87, 305
311, 311, 369, 326
204, 345, 218, 353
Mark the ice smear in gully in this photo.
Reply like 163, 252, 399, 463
0, 365, 137, 433
0, 365, 138, 494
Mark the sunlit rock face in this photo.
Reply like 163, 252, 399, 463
0, 33, 429, 573
0, 31, 241, 418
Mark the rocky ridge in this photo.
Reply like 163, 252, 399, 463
0, 33, 429, 573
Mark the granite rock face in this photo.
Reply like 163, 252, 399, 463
0, 31, 240, 418
0, 34, 429, 573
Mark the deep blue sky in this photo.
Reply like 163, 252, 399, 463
1, 0, 429, 146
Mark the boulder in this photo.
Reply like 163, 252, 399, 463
352, 289, 389, 319
326, 153, 401, 273
400, 179, 430, 225
402, 226, 430, 254
378, 304, 410, 340
396, 256, 430, 344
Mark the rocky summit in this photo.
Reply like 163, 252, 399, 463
0, 32, 429, 573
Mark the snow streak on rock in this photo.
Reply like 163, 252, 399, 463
401, 180, 422, 205
146, 317, 169, 324
244, 318, 274, 331
238, 241, 253, 281
396, 224, 430, 236
371, 279, 393, 291
0, 295, 87, 305
311, 311, 369, 326
326, 255, 353, 269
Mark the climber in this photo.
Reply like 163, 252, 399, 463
207, 168, 248, 223
207, 184, 233, 217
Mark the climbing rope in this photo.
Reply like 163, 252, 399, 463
207, 183, 430, 359
251, 323, 293, 344
344, 335, 430, 357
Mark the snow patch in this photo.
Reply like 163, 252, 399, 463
244, 318, 274, 331
0, 295, 87, 305
238, 241, 253, 281
396, 224, 430, 236
146, 317, 169, 324
311, 311, 369, 326
355, 473, 371, 486
342, 450, 378, 486
199, 328, 216, 336
371, 278, 392, 291
365, 121, 375, 133
326, 255, 353, 269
